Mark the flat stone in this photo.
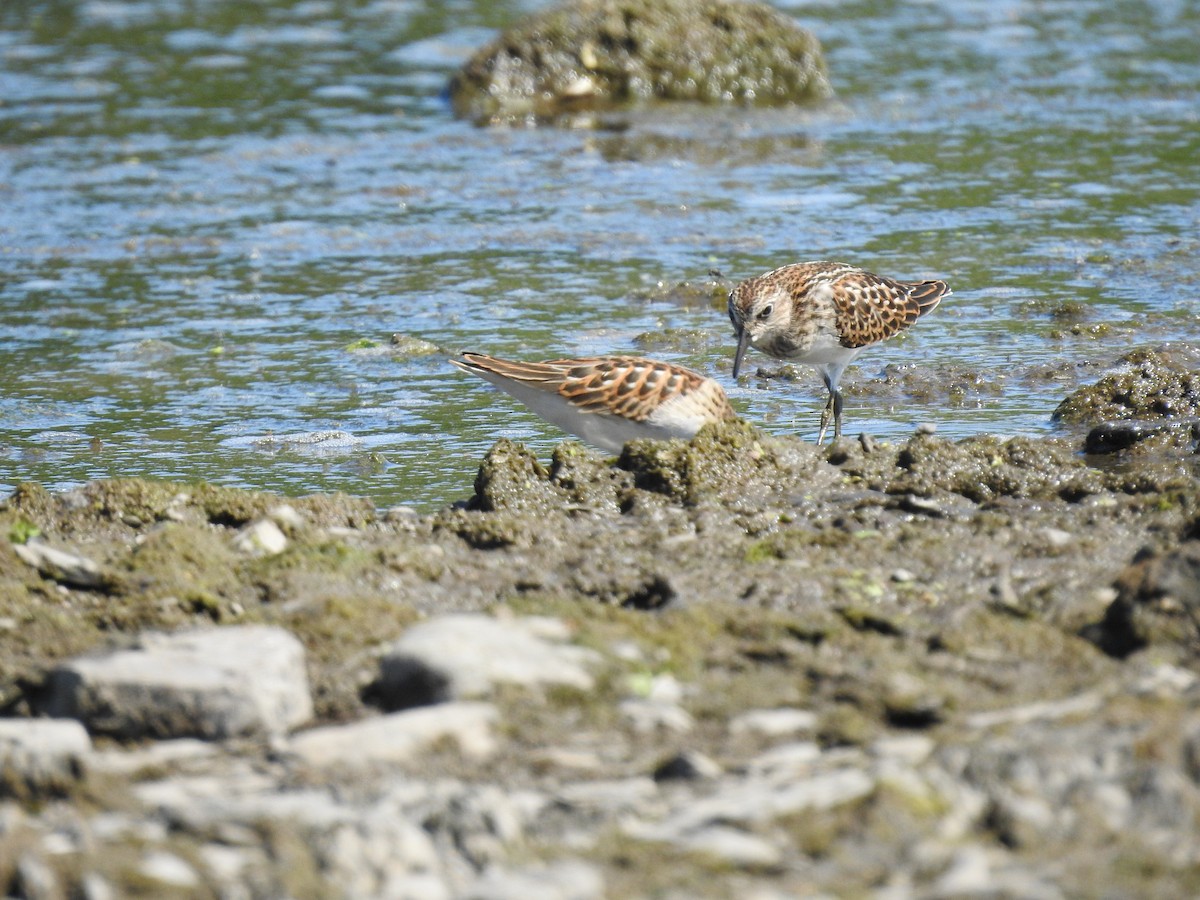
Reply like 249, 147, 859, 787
643, 768, 875, 836
965, 691, 1105, 730
288, 702, 497, 768
40, 626, 313, 740
13, 541, 107, 589
0, 718, 91, 797
88, 738, 219, 776
556, 778, 659, 814
376, 614, 600, 708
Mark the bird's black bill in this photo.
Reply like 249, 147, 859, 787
732, 327, 752, 378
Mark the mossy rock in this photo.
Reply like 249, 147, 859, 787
891, 433, 1103, 502
1054, 348, 1200, 426
449, 0, 833, 125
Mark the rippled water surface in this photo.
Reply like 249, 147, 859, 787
3, 0, 1198, 509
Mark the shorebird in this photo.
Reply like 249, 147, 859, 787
728, 261, 949, 443
452, 353, 737, 453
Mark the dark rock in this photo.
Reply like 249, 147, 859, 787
1084, 418, 1200, 455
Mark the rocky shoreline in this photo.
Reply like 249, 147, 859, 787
2, 348, 1199, 897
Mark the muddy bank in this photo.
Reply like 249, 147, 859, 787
2, 396, 1199, 896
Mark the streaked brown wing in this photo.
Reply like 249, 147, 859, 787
453, 353, 575, 392
557, 357, 708, 422
830, 272, 946, 349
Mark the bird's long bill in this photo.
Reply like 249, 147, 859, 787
732, 327, 752, 378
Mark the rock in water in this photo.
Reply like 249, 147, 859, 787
449, 0, 832, 124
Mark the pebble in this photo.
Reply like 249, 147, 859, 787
729, 707, 818, 738
231, 518, 287, 555
745, 740, 822, 777
138, 850, 199, 888
40, 626, 313, 740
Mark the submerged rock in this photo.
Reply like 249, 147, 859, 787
449, 0, 832, 125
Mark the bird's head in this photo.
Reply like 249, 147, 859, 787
728, 278, 789, 378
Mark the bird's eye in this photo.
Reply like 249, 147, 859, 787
757, 304, 774, 320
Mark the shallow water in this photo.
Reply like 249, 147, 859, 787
2, 0, 1198, 510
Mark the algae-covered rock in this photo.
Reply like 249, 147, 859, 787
890, 434, 1102, 502
466, 424, 821, 513
618, 418, 824, 507
449, 0, 832, 125
1054, 348, 1200, 426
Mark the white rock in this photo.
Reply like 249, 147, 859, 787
1039, 527, 1073, 548
289, 702, 497, 768
13, 541, 106, 588
965, 691, 1104, 730
198, 843, 251, 886
323, 812, 446, 897
232, 518, 287, 555
88, 738, 219, 775
42, 626, 313, 740
14, 852, 58, 898
79, 872, 116, 900
377, 614, 600, 707
531, 748, 606, 773
139, 850, 199, 888
0, 718, 91, 791
933, 845, 993, 895
745, 741, 821, 777
556, 778, 659, 814
643, 768, 874, 836
674, 825, 782, 867
729, 707, 818, 738
463, 860, 604, 900
267, 503, 305, 531
872, 734, 936, 766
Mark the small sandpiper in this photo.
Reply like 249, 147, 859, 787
728, 261, 950, 443
452, 353, 737, 453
